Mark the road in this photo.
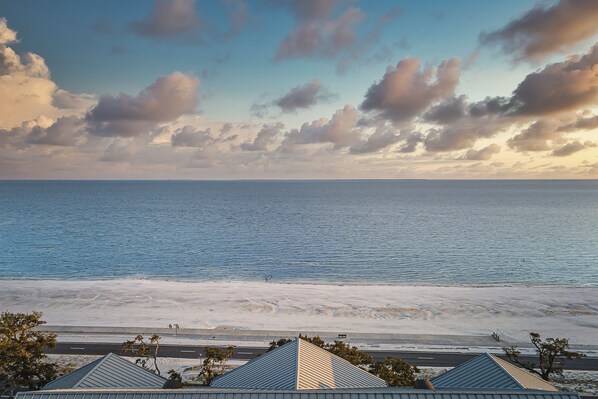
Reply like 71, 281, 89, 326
45, 342, 598, 370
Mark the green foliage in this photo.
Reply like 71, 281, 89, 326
503, 331, 585, 381
270, 335, 418, 386
0, 311, 58, 396
268, 338, 292, 351
167, 369, 183, 382
197, 346, 233, 386
326, 340, 373, 369
121, 333, 162, 375
369, 357, 419, 387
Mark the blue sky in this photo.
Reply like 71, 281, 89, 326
0, 0, 597, 179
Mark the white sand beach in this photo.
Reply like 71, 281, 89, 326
0, 279, 596, 344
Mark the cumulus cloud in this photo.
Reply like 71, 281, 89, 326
423, 95, 468, 124
275, 79, 334, 113
0, 19, 49, 79
275, 0, 365, 61
480, 0, 598, 61
397, 131, 424, 153
86, 71, 200, 137
25, 116, 84, 146
558, 114, 598, 132
552, 140, 596, 157
131, 0, 202, 40
171, 126, 215, 147
349, 124, 401, 154
460, 144, 501, 161
282, 104, 359, 148
241, 123, 283, 151
0, 18, 91, 129
507, 120, 565, 152
423, 115, 505, 152
0, 18, 18, 45
360, 57, 460, 124
472, 44, 598, 117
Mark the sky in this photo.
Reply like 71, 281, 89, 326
0, 0, 597, 179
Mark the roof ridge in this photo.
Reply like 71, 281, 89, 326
210, 338, 299, 386
72, 353, 114, 388
295, 338, 301, 390
295, 337, 386, 385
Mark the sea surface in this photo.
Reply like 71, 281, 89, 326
0, 180, 596, 286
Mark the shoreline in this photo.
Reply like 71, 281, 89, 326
1, 277, 596, 289
1, 279, 597, 345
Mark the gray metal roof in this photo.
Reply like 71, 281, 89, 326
43, 353, 167, 390
15, 388, 581, 399
211, 339, 386, 390
432, 354, 557, 391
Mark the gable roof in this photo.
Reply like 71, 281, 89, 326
432, 353, 557, 391
43, 353, 167, 390
211, 338, 387, 390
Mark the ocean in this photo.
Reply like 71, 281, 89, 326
0, 180, 596, 286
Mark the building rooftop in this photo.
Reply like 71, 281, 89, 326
432, 353, 557, 391
16, 387, 580, 399
211, 338, 387, 390
43, 353, 167, 390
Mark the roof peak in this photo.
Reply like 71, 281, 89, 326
212, 337, 385, 390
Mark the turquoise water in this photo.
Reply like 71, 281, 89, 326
0, 180, 596, 286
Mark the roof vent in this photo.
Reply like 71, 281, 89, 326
414, 379, 435, 390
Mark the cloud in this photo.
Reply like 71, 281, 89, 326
480, 0, 598, 62
424, 118, 505, 152
275, 79, 334, 113
25, 116, 84, 146
275, 1, 365, 61
349, 124, 401, 154
423, 95, 468, 124
130, 0, 202, 40
552, 140, 596, 157
282, 104, 359, 148
52, 89, 95, 109
241, 123, 283, 151
0, 18, 90, 129
471, 44, 598, 117
507, 120, 564, 152
558, 114, 598, 132
397, 131, 424, 153
0, 18, 18, 45
86, 71, 200, 137
460, 144, 501, 161
0, 20, 49, 79
360, 57, 460, 124
171, 126, 215, 147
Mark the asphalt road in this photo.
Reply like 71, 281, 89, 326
46, 342, 598, 370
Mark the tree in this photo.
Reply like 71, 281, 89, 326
503, 332, 585, 381
0, 311, 58, 396
326, 340, 373, 369
196, 346, 233, 386
369, 358, 419, 387
167, 369, 183, 382
121, 334, 162, 375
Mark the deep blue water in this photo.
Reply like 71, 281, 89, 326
0, 180, 596, 286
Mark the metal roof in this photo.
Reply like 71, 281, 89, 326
211, 338, 387, 390
16, 388, 581, 399
432, 354, 557, 391
43, 353, 167, 390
